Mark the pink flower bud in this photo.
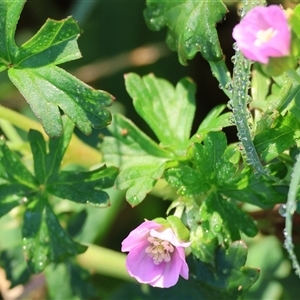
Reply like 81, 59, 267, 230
232, 5, 291, 64
121, 220, 190, 288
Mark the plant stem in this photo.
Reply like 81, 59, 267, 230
0, 119, 23, 144
284, 154, 300, 277
0, 105, 102, 167
229, 0, 275, 179
231, 50, 271, 178
209, 60, 232, 99
76, 244, 134, 282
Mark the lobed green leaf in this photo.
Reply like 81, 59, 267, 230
190, 105, 233, 143
188, 241, 260, 300
254, 112, 300, 162
125, 73, 196, 149
14, 17, 81, 68
102, 114, 175, 205
28, 130, 47, 183
0, 139, 37, 189
164, 166, 210, 197
47, 165, 118, 207
28, 116, 74, 183
222, 169, 288, 209
22, 199, 86, 273
0, 184, 28, 217
206, 193, 258, 239
8, 66, 113, 137
144, 0, 228, 64
0, 3, 114, 138
0, 0, 25, 71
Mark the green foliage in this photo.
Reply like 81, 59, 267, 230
0, 0, 113, 137
144, 0, 228, 64
188, 241, 260, 300
254, 112, 300, 162
0, 117, 117, 273
164, 131, 289, 265
190, 104, 233, 143
102, 113, 174, 206
125, 73, 196, 149
102, 74, 232, 205
45, 261, 96, 300
22, 198, 87, 273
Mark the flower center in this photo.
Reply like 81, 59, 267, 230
254, 27, 278, 47
145, 236, 174, 265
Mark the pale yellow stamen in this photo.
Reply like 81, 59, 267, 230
254, 28, 278, 47
145, 236, 175, 265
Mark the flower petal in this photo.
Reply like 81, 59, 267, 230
176, 247, 189, 279
121, 220, 161, 252
150, 228, 191, 248
150, 248, 187, 288
125, 241, 164, 284
121, 219, 190, 288
232, 5, 291, 64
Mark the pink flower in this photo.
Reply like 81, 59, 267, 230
121, 220, 190, 288
232, 5, 291, 64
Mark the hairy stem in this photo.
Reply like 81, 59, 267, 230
231, 50, 270, 178
230, 0, 275, 179
284, 154, 300, 277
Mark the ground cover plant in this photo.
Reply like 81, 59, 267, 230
0, 0, 300, 299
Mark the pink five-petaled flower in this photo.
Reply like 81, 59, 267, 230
232, 5, 291, 64
121, 220, 190, 288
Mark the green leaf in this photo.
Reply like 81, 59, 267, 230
0, 184, 27, 217
191, 105, 233, 142
193, 131, 227, 180
125, 73, 196, 148
14, 17, 81, 68
190, 225, 219, 265
250, 66, 271, 111
189, 241, 260, 300
144, 0, 228, 64
102, 114, 174, 205
289, 87, 300, 121
45, 261, 95, 300
222, 169, 288, 209
47, 165, 118, 207
164, 132, 231, 197
0, 2, 113, 137
164, 165, 211, 197
8, 65, 113, 137
0, 139, 37, 189
28, 130, 47, 183
22, 198, 86, 273
206, 193, 258, 239
46, 116, 74, 176
254, 112, 300, 162
0, 0, 25, 71
28, 116, 75, 184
